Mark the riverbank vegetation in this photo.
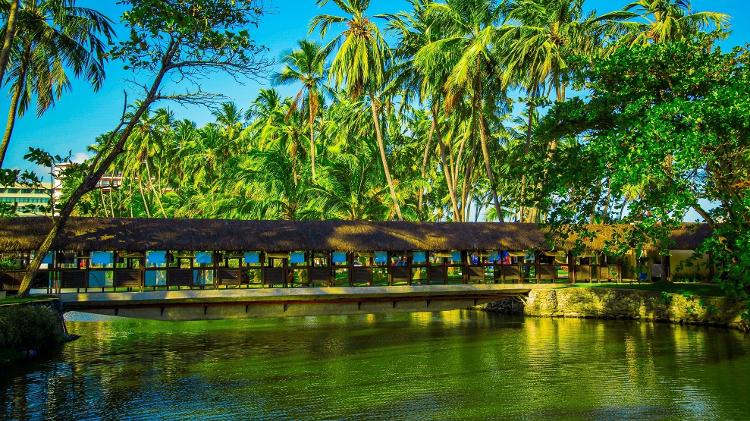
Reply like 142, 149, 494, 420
568, 282, 726, 298
0, 1, 747, 300
0, 303, 68, 363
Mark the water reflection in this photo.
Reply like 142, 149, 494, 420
2, 311, 749, 420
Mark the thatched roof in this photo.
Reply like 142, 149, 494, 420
0, 217, 711, 253
669, 223, 713, 251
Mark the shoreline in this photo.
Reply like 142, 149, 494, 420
477, 287, 750, 333
0, 299, 73, 366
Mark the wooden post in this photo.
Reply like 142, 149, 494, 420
498, 251, 503, 284
387, 251, 392, 286
368, 255, 374, 286
535, 251, 541, 284
424, 251, 430, 285
83, 253, 90, 293
190, 253, 197, 290
663, 254, 671, 283
283, 256, 289, 288
260, 252, 266, 288
407, 252, 413, 286
239, 254, 246, 288
213, 251, 219, 289
461, 251, 468, 284
443, 253, 448, 285
568, 252, 576, 284
347, 252, 354, 287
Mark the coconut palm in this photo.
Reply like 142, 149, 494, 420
239, 146, 317, 220
310, 0, 403, 220
0, 0, 113, 168
314, 153, 388, 220
413, 0, 506, 221
501, 0, 612, 102
0, 0, 21, 86
272, 40, 328, 180
619, 0, 728, 45
499, 0, 613, 221
385, 0, 457, 218
212, 102, 245, 141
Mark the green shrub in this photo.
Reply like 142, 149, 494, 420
660, 291, 673, 305
0, 305, 66, 350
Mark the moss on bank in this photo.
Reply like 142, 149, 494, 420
480, 288, 749, 332
568, 282, 726, 297
0, 303, 69, 365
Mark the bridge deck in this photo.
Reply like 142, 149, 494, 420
60, 284, 556, 320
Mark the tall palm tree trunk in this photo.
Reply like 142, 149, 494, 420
476, 112, 503, 222
433, 109, 460, 220
137, 176, 152, 217
518, 93, 537, 222
461, 140, 479, 222
309, 99, 316, 181
538, 79, 568, 221
473, 75, 503, 222
417, 118, 435, 212
0, 62, 27, 168
0, 0, 20, 87
145, 160, 167, 217
370, 93, 403, 220
98, 190, 109, 217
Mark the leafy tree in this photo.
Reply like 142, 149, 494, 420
17, 0, 271, 296
538, 38, 749, 292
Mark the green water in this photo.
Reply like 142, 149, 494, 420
2, 311, 750, 420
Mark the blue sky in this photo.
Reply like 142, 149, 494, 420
2, 0, 749, 171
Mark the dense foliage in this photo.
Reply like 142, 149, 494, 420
537, 37, 750, 294
1, 1, 747, 294
0, 305, 67, 350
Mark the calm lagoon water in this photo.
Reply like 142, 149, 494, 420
2, 310, 750, 420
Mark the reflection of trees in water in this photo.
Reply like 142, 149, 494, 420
2, 314, 750, 419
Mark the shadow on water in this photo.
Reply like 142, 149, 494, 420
2, 310, 750, 420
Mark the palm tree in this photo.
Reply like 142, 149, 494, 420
245, 89, 307, 184
314, 153, 388, 220
618, 0, 728, 45
272, 40, 328, 181
0, 0, 20, 86
500, 0, 612, 221
0, 0, 113, 168
310, 0, 404, 220
239, 146, 316, 220
385, 0, 456, 218
212, 102, 245, 141
413, 0, 506, 221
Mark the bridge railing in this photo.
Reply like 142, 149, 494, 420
0, 249, 624, 294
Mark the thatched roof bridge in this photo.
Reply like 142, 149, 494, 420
0, 218, 712, 320
0, 217, 710, 252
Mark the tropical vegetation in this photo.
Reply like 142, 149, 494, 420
0, 0, 747, 298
